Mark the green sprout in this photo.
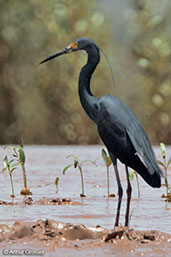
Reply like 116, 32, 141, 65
101, 149, 112, 197
129, 171, 140, 198
158, 143, 171, 201
6, 139, 32, 196
55, 177, 59, 193
63, 155, 97, 197
2, 156, 17, 198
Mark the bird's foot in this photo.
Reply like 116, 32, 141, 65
103, 227, 156, 243
103, 226, 133, 242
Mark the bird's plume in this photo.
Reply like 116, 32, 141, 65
100, 48, 128, 87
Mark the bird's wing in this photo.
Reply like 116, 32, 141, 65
97, 96, 160, 176
125, 113, 158, 175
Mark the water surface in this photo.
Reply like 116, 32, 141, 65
0, 145, 170, 233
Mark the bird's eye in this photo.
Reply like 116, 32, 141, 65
76, 41, 80, 47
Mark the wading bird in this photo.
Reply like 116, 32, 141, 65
40, 37, 162, 227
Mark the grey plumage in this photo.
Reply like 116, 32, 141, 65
97, 95, 162, 188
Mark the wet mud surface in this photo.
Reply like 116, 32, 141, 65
0, 197, 82, 206
0, 145, 171, 256
0, 219, 171, 256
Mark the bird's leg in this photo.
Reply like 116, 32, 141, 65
125, 165, 132, 227
109, 153, 123, 227
113, 163, 123, 227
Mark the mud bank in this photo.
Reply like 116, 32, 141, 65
0, 219, 171, 257
0, 197, 82, 206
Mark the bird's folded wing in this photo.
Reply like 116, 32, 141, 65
125, 120, 158, 176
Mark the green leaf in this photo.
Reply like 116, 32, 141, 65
129, 171, 134, 182
160, 143, 166, 158
11, 162, 20, 168
167, 156, 171, 168
157, 160, 165, 168
20, 138, 24, 148
81, 160, 97, 166
102, 149, 112, 167
11, 167, 17, 173
3, 156, 9, 168
18, 147, 25, 163
102, 149, 108, 166
55, 177, 59, 187
9, 159, 14, 164
74, 160, 78, 168
67, 154, 76, 160
66, 155, 79, 168
3, 156, 10, 174
8, 146, 17, 151
63, 164, 74, 175
67, 154, 78, 162
7, 146, 18, 158
14, 148, 19, 156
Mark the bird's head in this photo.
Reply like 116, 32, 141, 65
39, 37, 99, 64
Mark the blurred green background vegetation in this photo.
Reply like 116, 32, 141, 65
0, 0, 170, 145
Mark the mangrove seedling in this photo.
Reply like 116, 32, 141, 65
101, 149, 112, 197
158, 143, 171, 201
6, 139, 32, 196
129, 171, 140, 198
2, 156, 17, 198
63, 155, 97, 197
55, 177, 59, 193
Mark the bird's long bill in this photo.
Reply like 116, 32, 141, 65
39, 47, 70, 64
39, 42, 79, 64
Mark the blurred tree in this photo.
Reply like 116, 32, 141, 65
0, 0, 109, 144
131, 0, 171, 143
0, 35, 18, 143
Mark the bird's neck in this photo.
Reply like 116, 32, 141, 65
78, 47, 100, 122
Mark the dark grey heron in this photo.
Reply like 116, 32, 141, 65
40, 37, 162, 227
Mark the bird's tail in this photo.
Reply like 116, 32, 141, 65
137, 164, 163, 188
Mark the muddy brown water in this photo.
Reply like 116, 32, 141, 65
0, 145, 171, 256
